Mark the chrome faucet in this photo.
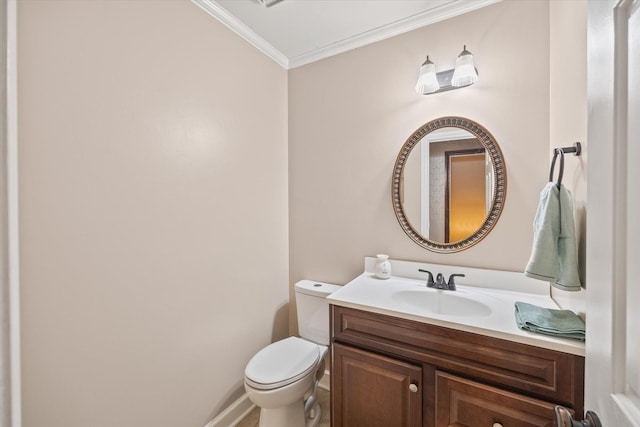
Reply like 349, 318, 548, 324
418, 269, 465, 291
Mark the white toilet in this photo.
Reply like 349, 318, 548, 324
244, 280, 340, 427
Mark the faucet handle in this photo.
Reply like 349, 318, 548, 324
447, 274, 465, 289
418, 269, 435, 287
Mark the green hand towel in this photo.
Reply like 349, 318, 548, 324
524, 183, 582, 291
514, 301, 585, 341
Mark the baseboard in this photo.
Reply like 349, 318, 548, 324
204, 371, 330, 427
204, 393, 255, 427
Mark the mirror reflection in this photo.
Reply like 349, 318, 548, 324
402, 128, 492, 242
392, 117, 506, 253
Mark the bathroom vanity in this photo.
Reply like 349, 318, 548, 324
327, 259, 585, 427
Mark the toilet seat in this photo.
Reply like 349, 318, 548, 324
245, 337, 322, 390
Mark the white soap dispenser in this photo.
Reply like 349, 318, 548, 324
374, 254, 392, 279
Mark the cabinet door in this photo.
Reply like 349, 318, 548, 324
436, 371, 558, 427
332, 343, 422, 427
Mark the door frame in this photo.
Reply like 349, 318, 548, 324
2, 0, 21, 426
585, 0, 640, 424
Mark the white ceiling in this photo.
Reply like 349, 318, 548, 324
192, 0, 501, 69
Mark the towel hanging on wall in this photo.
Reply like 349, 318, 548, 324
524, 143, 582, 291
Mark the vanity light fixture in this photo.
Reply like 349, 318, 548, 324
451, 46, 478, 87
415, 56, 440, 94
415, 45, 479, 95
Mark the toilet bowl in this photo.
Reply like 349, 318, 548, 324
244, 280, 340, 427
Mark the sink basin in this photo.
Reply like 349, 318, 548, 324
391, 289, 492, 317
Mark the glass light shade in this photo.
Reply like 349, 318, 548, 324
415, 57, 440, 94
451, 47, 478, 87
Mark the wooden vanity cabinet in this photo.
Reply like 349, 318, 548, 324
330, 305, 585, 427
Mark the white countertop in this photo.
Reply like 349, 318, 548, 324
327, 261, 585, 357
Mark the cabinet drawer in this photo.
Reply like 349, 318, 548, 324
332, 305, 584, 409
436, 371, 560, 427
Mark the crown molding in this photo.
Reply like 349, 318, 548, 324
288, 0, 502, 69
191, 0, 290, 68
192, 0, 501, 70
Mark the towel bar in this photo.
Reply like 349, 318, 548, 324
549, 142, 582, 188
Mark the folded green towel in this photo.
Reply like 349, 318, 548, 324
514, 301, 585, 341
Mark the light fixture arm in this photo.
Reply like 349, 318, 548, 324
426, 67, 479, 95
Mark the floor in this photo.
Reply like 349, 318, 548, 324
236, 388, 331, 427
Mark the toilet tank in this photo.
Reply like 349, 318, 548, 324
295, 280, 341, 346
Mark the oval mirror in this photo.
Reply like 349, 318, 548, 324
392, 117, 506, 253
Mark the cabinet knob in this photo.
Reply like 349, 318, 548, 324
408, 383, 418, 393
493, 423, 503, 427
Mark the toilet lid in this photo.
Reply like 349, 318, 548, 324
245, 337, 321, 390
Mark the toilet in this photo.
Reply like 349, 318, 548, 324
244, 279, 340, 427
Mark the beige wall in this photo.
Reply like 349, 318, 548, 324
289, 0, 552, 303
18, 1, 288, 426
549, 0, 588, 314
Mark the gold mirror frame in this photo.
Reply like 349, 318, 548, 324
392, 116, 507, 253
